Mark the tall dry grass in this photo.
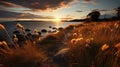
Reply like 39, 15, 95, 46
0, 42, 47, 67
94, 43, 120, 67
0, 23, 67, 67
67, 21, 120, 67
0, 21, 120, 67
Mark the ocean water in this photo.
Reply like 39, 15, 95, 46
0, 21, 81, 36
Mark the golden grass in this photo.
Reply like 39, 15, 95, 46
0, 20, 120, 67
66, 21, 120, 67
0, 43, 46, 67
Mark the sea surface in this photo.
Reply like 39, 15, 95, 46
0, 21, 82, 36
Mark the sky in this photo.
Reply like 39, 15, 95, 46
0, 0, 120, 21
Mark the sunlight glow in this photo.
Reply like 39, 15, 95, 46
53, 16, 62, 28
53, 16, 62, 22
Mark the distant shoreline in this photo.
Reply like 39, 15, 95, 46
0, 18, 120, 23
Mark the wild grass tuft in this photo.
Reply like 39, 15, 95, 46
0, 42, 46, 67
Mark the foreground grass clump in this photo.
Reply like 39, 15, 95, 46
0, 43, 46, 67
66, 21, 120, 67
38, 29, 66, 56
94, 43, 120, 67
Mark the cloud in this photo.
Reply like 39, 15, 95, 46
61, 17, 73, 20
0, 10, 54, 19
76, 10, 83, 12
0, 1, 23, 7
0, 0, 75, 10
61, 15, 73, 20
19, 13, 55, 19
99, 9, 108, 12
18, 13, 40, 18
80, 0, 98, 5
84, 0, 92, 1
0, 10, 20, 18
91, 9, 108, 12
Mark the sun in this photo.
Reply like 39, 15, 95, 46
53, 16, 61, 22
53, 16, 62, 28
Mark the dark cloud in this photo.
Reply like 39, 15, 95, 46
0, 0, 74, 10
18, 13, 54, 19
99, 9, 108, 12
80, 0, 98, 5
0, 10, 20, 18
91, 9, 108, 12
78, 0, 92, 1
0, 1, 22, 7
84, 0, 92, 1
0, 10, 54, 19
76, 10, 83, 12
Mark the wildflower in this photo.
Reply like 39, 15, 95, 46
76, 38, 83, 42
2, 41, 8, 46
13, 37, 19, 48
114, 43, 120, 56
70, 39, 77, 44
85, 44, 90, 47
0, 41, 9, 50
79, 34, 82, 37
114, 23, 119, 29
114, 50, 120, 57
13, 34, 18, 43
101, 44, 109, 51
86, 39, 91, 44
0, 24, 5, 30
70, 38, 83, 44
16, 23, 29, 44
114, 43, 120, 50
90, 38, 94, 40
111, 29, 113, 32
73, 33, 77, 37
0, 24, 14, 45
16, 23, 24, 31
0, 42, 2, 45
13, 37, 18, 43
73, 26, 76, 29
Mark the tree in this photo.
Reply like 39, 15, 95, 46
116, 7, 120, 19
87, 10, 101, 21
